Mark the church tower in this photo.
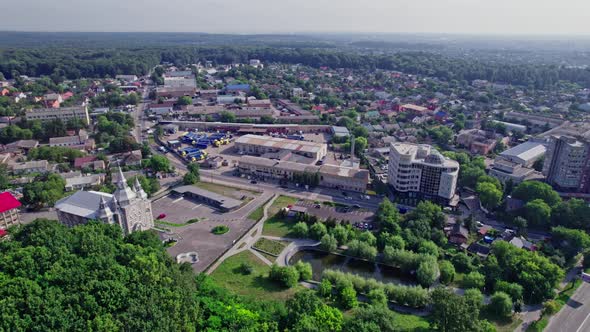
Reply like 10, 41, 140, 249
112, 167, 154, 235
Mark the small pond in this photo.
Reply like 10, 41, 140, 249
289, 249, 416, 286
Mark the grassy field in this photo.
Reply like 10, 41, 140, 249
262, 214, 298, 237
210, 251, 301, 303
262, 196, 300, 237
196, 182, 257, 198
259, 251, 277, 263
155, 218, 200, 227
247, 205, 264, 221
253, 238, 289, 256
268, 196, 299, 215
392, 312, 431, 331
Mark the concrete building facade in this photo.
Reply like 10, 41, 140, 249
388, 142, 459, 204
237, 156, 369, 192
25, 106, 90, 124
543, 136, 590, 192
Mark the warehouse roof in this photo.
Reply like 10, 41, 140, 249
500, 141, 546, 163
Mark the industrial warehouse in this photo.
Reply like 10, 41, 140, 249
235, 134, 328, 163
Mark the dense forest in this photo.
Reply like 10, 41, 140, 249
2, 45, 590, 89
0, 220, 438, 332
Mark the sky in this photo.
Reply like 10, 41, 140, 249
1, 0, 589, 35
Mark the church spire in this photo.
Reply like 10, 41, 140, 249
116, 167, 127, 189
134, 177, 148, 199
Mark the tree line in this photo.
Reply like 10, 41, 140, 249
3, 46, 590, 88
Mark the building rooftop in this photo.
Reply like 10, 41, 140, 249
55, 190, 113, 219
0, 192, 21, 213
172, 185, 242, 210
236, 134, 325, 154
500, 141, 546, 162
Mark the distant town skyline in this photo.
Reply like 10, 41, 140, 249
1, 0, 589, 36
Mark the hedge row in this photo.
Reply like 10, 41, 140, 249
321, 269, 430, 308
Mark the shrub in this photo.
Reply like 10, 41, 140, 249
211, 225, 229, 235
418, 240, 439, 257
269, 264, 300, 288
462, 271, 485, 290
331, 225, 349, 245
346, 240, 377, 261
489, 292, 513, 318
464, 288, 484, 309
367, 288, 388, 307
452, 252, 474, 273
357, 231, 377, 246
320, 234, 338, 252
416, 257, 439, 287
494, 281, 523, 302
309, 222, 328, 240
339, 285, 358, 309
318, 279, 332, 298
292, 222, 309, 238
322, 269, 430, 308
294, 261, 313, 281
439, 260, 455, 285
542, 299, 559, 315
238, 262, 253, 275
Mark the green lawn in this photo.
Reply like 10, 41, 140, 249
155, 219, 200, 227
392, 312, 431, 331
247, 205, 264, 221
253, 238, 289, 256
268, 196, 299, 216
210, 251, 302, 303
262, 214, 297, 237
196, 182, 257, 198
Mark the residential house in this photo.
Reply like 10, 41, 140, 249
0, 192, 21, 229
448, 223, 469, 245
11, 160, 49, 174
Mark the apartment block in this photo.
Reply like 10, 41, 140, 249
387, 142, 459, 205
25, 106, 90, 124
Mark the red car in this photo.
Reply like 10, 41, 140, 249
157, 213, 166, 220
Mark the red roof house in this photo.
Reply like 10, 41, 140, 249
0, 192, 21, 214
0, 191, 22, 229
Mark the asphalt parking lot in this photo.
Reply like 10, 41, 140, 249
162, 191, 274, 273
152, 195, 225, 224
295, 201, 374, 223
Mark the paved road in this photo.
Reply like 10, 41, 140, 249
545, 281, 590, 332
205, 194, 278, 274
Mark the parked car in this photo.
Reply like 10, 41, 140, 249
157, 213, 166, 220
250, 180, 257, 184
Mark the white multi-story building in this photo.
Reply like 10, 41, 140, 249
543, 136, 590, 192
388, 142, 459, 205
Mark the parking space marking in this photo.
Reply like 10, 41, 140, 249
191, 204, 202, 210
172, 197, 184, 203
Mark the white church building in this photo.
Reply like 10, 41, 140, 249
55, 168, 154, 235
